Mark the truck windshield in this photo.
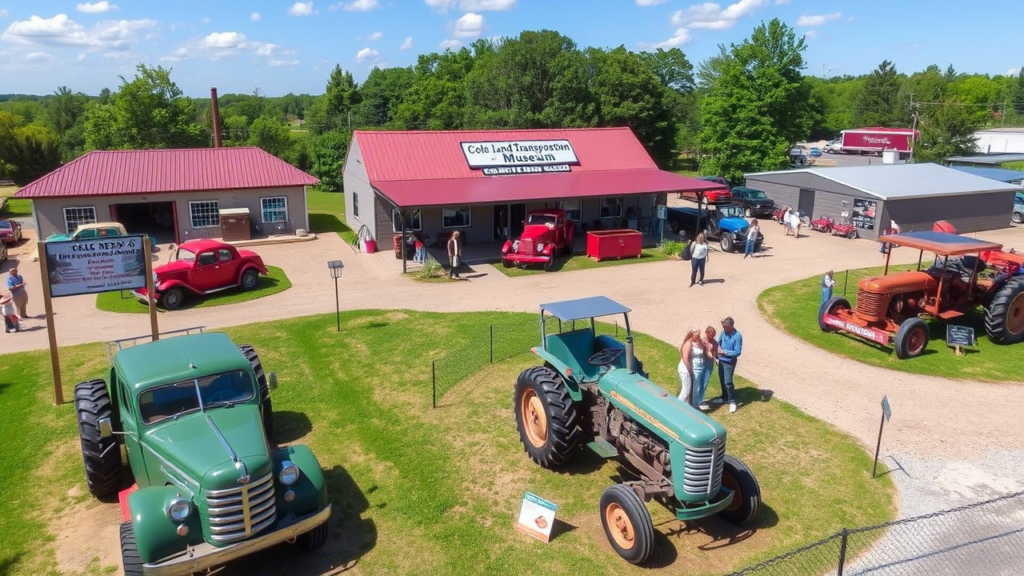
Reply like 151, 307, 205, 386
746, 190, 767, 199
527, 214, 557, 226
138, 370, 254, 425
176, 248, 197, 262
719, 206, 745, 218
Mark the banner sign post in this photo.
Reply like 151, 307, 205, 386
515, 491, 558, 543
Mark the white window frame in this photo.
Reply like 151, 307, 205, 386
442, 205, 472, 229
600, 197, 623, 219
63, 206, 97, 234
353, 192, 359, 218
260, 196, 288, 224
559, 199, 582, 222
189, 200, 221, 228
392, 209, 422, 232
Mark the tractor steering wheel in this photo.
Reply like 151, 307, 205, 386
587, 347, 625, 366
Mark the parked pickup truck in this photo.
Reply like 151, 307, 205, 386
501, 208, 575, 271
667, 204, 763, 253
730, 186, 776, 218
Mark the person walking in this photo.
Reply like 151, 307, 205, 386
822, 270, 837, 306
447, 231, 463, 279
6, 267, 28, 319
689, 233, 709, 287
790, 210, 802, 239
782, 208, 792, 236
677, 330, 703, 404
695, 326, 719, 410
712, 317, 743, 413
1, 293, 18, 333
744, 219, 759, 258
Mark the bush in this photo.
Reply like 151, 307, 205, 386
419, 255, 444, 279
659, 240, 686, 257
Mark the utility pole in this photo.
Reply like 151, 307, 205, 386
908, 94, 919, 164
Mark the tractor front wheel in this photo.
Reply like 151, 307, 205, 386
818, 296, 850, 333
120, 523, 144, 576
985, 279, 1024, 344
240, 345, 274, 439
75, 379, 123, 498
718, 455, 761, 525
600, 484, 654, 565
514, 366, 580, 469
895, 318, 929, 359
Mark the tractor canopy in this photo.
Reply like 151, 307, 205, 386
878, 231, 1002, 257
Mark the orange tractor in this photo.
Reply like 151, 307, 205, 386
819, 230, 1024, 359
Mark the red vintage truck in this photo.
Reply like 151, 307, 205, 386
501, 208, 575, 272
838, 127, 919, 157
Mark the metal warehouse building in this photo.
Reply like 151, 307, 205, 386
743, 163, 1019, 239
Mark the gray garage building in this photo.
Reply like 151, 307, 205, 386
744, 163, 1019, 239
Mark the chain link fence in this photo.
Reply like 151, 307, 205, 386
727, 490, 1024, 576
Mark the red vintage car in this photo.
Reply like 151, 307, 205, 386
501, 208, 575, 271
134, 239, 269, 309
810, 215, 834, 233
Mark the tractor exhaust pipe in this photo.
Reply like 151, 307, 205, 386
625, 336, 635, 373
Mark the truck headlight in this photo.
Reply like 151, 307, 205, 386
536, 243, 545, 253
167, 498, 192, 521
279, 461, 300, 486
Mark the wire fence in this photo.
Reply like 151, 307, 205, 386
726, 489, 1024, 576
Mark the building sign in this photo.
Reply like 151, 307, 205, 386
515, 491, 558, 543
852, 198, 877, 230
462, 139, 579, 172
44, 235, 147, 297
482, 164, 571, 176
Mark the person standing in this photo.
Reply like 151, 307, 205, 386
6, 267, 28, 319
1, 293, 18, 333
791, 211, 802, 239
744, 219, 759, 258
447, 231, 463, 279
689, 233, 709, 287
822, 270, 837, 305
677, 330, 702, 404
695, 326, 719, 410
713, 317, 743, 413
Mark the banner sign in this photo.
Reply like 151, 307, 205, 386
852, 198, 877, 230
44, 235, 147, 297
822, 314, 890, 345
515, 491, 558, 543
462, 140, 579, 170
482, 164, 571, 176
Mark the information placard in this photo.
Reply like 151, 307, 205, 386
515, 491, 558, 543
44, 235, 148, 297
946, 325, 976, 347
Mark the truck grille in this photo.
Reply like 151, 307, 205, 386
520, 238, 534, 254
856, 288, 886, 319
682, 443, 726, 497
205, 472, 277, 544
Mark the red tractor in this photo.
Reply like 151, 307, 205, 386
501, 208, 575, 272
810, 215, 834, 233
819, 230, 1024, 359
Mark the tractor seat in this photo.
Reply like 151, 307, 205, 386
545, 329, 599, 381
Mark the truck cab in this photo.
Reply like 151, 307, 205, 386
667, 204, 763, 252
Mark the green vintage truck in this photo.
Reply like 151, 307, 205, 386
74, 331, 331, 575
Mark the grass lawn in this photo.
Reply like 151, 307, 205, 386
307, 188, 357, 245
94, 265, 290, 313
0, 311, 894, 576
759, 265, 1024, 382
0, 185, 32, 219
497, 248, 672, 277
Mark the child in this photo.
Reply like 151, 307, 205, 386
1, 293, 18, 333
822, 270, 837, 305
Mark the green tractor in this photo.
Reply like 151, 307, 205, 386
74, 329, 331, 575
514, 297, 761, 564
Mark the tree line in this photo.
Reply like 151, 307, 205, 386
2, 20, 1023, 188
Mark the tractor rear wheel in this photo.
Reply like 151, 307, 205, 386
718, 455, 761, 525
514, 366, 580, 468
600, 484, 654, 565
895, 318, 929, 359
985, 279, 1024, 344
239, 345, 274, 439
818, 296, 851, 333
75, 379, 123, 498
119, 522, 144, 576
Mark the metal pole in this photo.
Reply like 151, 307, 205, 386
334, 276, 340, 332
401, 212, 407, 275
872, 412, 885, 478
489, 325, 493, 364
38, 241, 63, 405
837, 529, 849, 576
431, 360, 436, 409
144, 241, 159, 341
843, 269, 849, 296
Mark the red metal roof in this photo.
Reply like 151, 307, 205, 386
15, 147, 318, 198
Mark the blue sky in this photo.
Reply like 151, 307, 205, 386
0, 0, 1021, 97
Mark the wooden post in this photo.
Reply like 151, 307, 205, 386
37, 241, 63, 405
144, 241, 159, 341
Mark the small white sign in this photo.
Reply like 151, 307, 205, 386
462, 139, 579, 169
44, 235, 148, 297
515, 491, 558, 543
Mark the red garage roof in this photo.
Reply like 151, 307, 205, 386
354, 128, 719, 207
15, 147, 318, 198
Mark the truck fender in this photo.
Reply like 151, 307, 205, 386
530, 347, 582, 402
501, 240, 513, 255
156, 278, 198, 295
127, 485, 203, 564
272, 445, 328, 518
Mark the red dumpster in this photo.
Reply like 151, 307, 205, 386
586, 229, 643, 262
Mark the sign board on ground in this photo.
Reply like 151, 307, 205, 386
946, 325, 976, 347
881, 395, 892, 422
462, 139, 579, 169
43, 235, 147, 297
515, 491, 558, 543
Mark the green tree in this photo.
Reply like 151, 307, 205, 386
222, 114, 250, 145
854, 60, 906, 126
306, 65, 361, 134
393, 48, 477, 130
247, 116, 292, 157
47, 86, 87, 139
7, 125, 62, 184
0, 110, 25, 178
353, 66, 415, 127
1013, 68, 1024, 116
914, 103, 981, 163
307, 129, 351, 191
639, 48, 695, 94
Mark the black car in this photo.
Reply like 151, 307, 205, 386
730, 186, 776, 218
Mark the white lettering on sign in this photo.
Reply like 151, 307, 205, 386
462, 139, 579, 169
823, 315, 890, 345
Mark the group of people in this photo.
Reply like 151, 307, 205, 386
677, 316, 743, 414
2, 267, 28, 333
781, 207, 803, 238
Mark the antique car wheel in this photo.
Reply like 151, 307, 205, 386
600, 484, 654, 565
895, 318, 929, 359
297, 521, 329, 551
718, 455, 762, 525
514, 366, 580, 469
239, 344, 274, 438
120, 523, 144, 576
985, 279, 1024, 344
502, 258, 513, 268
818, 296, 850, 333
75, 379, 123, 497
240, 268, 259, 290
544, 257, 553, 272
847, 229, 859, 240
161, 287, 184, 310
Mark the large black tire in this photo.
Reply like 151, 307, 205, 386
720, 234, 734, 252
239, 345, 274, 439
895, 317, 929, 359
240, 268, 259, 291
297, 520, 329, 551
75, 379, 123, 498
985, 279, 1024, 344
502, 257, 513, 268
544, 257, 553, 272
161, 287, 184, 310
120, 522, 144, 576
719, 455, 761, 525
514, 366, 580, 468
818, 296, 851, 333
1013, 212, 1023, 224
669, 220, 681, 234
600, 484, 654, 565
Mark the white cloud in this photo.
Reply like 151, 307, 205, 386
356, 47, 379, 62
400, 36, 413, 50
451, 12, 484, 38
646, 27, 691, 49
368, 31, 382, 40
670, 0, 767, 30
0, 9, 7, 17
1, 14, 156, 50
439, 38, 461, 49
426, 0, 514, 12
288, 2, 315, 16
255, 43, 276, 56
76, 2, 118, 14
166, 31, 284, 63
803, 30, 818, 38
774, 0, 790, 4
251, 12, 261, 21
25, 51, 53, 61
200, 31, 246, 50
1007, 68, 1021, 77
796, 12, 842, 27
200, 17, 210, 24
636, 0, 667, 5
76, 52, 86, 61
269, 58, 299, 67
342, 0, 379, 11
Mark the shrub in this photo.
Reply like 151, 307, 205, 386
659, 240, 686, 257
419, 255, 444, 279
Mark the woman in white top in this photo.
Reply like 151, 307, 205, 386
689, 232, 709, 287
678, 329, 704, 404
